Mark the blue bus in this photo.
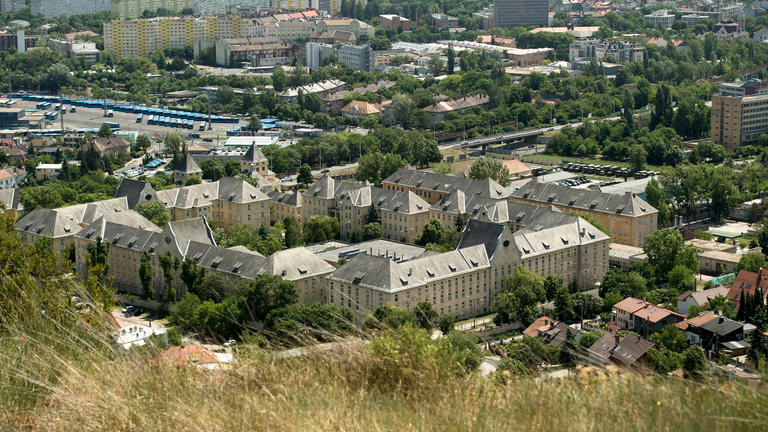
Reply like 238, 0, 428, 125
104, 122, 120, 131
136, 113, 143, 123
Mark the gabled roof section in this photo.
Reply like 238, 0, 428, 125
304, 175, 335, 200
510, 180, 657, 217
269, 189, 302, 207
216, 176, 269, 203
371, 188, 429, 214
243, 144, 268, 163
16, 197, 154, 238
328, 244, 489, 292
164, 217, 216, 256
114, 178, 156, 209
174, 153, 202, 174
260, 247, 335, 280
457, 218, 506, 259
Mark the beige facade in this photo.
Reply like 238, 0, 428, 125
699, 250, 741, 275
711, 93, 768, 152
460, 213, 610, 299
155, 177, 270, 229
327, 244, 491, 322
268, 189, 303, 224
337, 186, 431, 243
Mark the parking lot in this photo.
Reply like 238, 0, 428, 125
15, 99, 240, 139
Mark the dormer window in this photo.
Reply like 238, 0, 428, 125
448, 264, 456, 272
211, 257, 222, 268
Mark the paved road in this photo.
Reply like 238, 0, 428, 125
480, 355, 501, 377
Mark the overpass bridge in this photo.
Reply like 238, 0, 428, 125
440, 126, 559, 151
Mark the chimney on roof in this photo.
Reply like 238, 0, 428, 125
614, 332, 621, 347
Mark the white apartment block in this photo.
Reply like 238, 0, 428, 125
569, 39, 645, 63
0, 0, 25, 12
110, 0, 191, 20
643, 10, 675, 29
31, 0, 110, 18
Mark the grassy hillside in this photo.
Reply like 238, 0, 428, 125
3, 311, 768, 432
0, 212, 766, 431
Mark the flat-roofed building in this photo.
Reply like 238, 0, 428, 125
495, 0, 548, 28
711, 81, 768, 151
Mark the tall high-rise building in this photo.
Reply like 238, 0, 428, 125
711, 81, 768, 151
30, 0, 110, 18
0, 0, 26, 13
494, 0, 547, 29
104, 15, 244, 58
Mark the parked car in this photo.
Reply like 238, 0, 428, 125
224, 339, 237, 347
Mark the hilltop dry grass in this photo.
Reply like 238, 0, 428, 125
0, 341, 764, 432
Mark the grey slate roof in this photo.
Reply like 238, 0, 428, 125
698, 316, 744, 337
327, 244, 489, 293
383, 167, 507, 199
186, 240, 264, 279
260, 247, 335, 280
114, 178, 157, 209
431, 192, 541, 223
242, 144, 267, 163
337, 185, 430, 214
216, 176, 270, 203
457, 207, 609, 260
510, 179, 657, 217
457, 219, 506, 259
0, 187, 21, 211
75, 217, 161, 250
164, 217, 216, 256
155, 177, 268, 209
269, 189, 302, 207
304, 175, 337, 200
174, 153, 202, 174
311, 239, 426, 264
16, 197, 156, 238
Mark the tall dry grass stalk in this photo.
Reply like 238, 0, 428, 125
2, 331, 767, 432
